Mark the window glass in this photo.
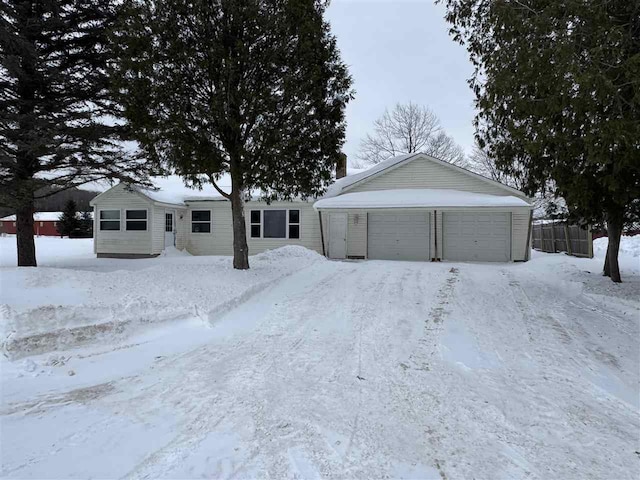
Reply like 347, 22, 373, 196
192, 222, 211, 233
263, 210, 286, 238
289, 224, 300, 239
250, 210, 261, 238
126, 210, 147, 219
289, 209, 299, 224
125, 210, 147, 231
100, 210, 120, 230
126, 221, 147, 231
192, 210, 211, 222
191, 210, 211, 233
100, 210, 120, 220
100, 221, 120, 230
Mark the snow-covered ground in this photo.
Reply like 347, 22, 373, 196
1, 236, 638, 479
0, 236, 322, 357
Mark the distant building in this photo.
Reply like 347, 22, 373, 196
0, 212, 63, 236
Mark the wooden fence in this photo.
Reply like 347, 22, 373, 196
531, 221, 593, 258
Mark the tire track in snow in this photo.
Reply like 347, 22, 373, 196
120, 262, 365, 479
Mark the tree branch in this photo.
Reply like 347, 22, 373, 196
208, 173, 231, 199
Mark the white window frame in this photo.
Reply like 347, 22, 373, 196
249, 208, 300, 239
191, 209, 212, 234
288, 209, 301, 239
125, 208, 148, 231
99, 209, 121, 231
250, 210, 262, 239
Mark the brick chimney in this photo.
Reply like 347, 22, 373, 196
336, 153, 347, 179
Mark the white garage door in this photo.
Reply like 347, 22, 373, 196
368, 212, 430, 261
443, 212, 511, 262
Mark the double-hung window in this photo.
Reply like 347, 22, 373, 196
99, 210, 120, 230
250, 209, 300, 239
250, 210, 261, 238
288, 209, 300, 239
191, 210, 211, 233
126, 210, 147, 231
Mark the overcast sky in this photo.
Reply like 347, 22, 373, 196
325, 0, 476, 166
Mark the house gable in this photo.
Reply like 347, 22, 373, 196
343, 154, 530, 200
89, 183, 154, 208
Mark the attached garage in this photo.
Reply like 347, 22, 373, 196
368, 212, 430, 261
314, 153, 534, 263
442, 212, 511, 262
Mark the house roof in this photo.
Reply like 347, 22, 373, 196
314, 189, 532, 210
0, 211, 93, 221
323, 153, 419, 198
133, 176, 224, 205
322, 152, 530, 201
1, 212, 62, 221
90, 152, 530, 207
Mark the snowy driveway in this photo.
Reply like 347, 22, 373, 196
1, 253, 639, 479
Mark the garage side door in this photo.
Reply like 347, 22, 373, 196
368, 213, 430, 261
443, 212, 511, 262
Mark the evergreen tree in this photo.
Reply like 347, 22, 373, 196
78, 211, 93, 238
113, 0, 353, 269
441, 0, 640, 282
57, 199, 80, 237
0, 0, 151, 266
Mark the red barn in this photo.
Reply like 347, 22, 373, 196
0, 212, 62, 236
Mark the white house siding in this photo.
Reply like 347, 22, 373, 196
175, 209, 188, 251
151, 208, 164, 254
511, 210, 531, 261
347, 157, 518, 197
185, 200, 322, 256
149, 206, 188, 253
93, 184, 154, 255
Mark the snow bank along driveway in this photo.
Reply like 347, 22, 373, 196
1, 238, 639, 479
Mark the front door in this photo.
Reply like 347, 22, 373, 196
164, 211, 175, 247
328, 213, 347, 259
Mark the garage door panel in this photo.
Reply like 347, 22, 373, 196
443, 212, 511, 262
368, 212, 430, 261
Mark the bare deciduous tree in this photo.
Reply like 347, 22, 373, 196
467, 143, 519, 188
468, 143, 566, 219
357, 102, 466, 166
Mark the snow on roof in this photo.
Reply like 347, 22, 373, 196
323, 153, 420, 198
133, 176, 228, 205
314, 189, 531, 210
0, 211, 93, 221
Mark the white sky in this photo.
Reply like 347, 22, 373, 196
325, 0, 476, 166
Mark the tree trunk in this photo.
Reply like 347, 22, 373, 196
16, 200, 37, 267
229, 174, 249, 270
605, 211, 623, 283
603, 242, 610, 277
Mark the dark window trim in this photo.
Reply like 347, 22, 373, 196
191, 209, 212, 234
249, 208, 300, 239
